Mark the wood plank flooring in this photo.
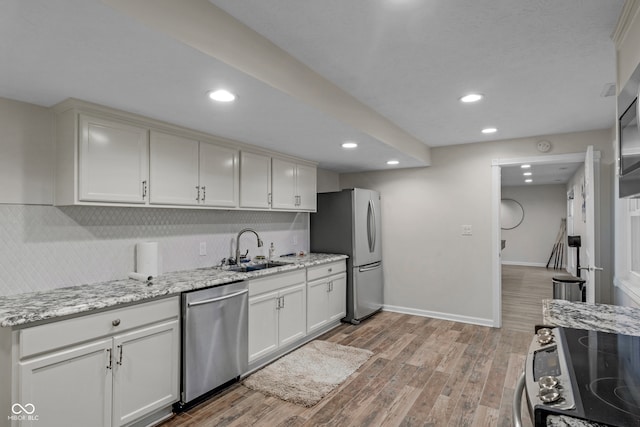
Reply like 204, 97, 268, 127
160, 310, 535, 427
501, 265, 557, 333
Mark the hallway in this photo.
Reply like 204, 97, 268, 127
501, 265, 557, 333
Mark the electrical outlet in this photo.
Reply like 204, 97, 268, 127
199, 242, 207, 256
292, 235, 298, 245
461, 225, 473, 236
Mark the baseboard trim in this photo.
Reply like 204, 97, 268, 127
501, 261, 555, 268
383, 305, 495, 328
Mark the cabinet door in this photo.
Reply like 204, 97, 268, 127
112, 320, 180, 427
271, 158, 297, 210
149, 131, 199, 205
306, 278, 329, 334
328, 273, 347, 322
19, 338, 113, 427
248, 291, 279, 362
296, 163, 317, 211
79, 115, 148, 203
199, 142, 239, 207
240, 152, 271, 209
278, 283, 307, 347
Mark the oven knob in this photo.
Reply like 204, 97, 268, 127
536, 328, 554, 345
539, 386, 562, 404
538, 376, 559, 389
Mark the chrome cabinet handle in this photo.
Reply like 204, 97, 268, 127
196, 185, 200, 202
268, 192, 272, 205
142, 180, 148, 199
116, 345, 123, 366
112, 319, 121, 327
202, 186, 206, 203
106, 348, 112, 370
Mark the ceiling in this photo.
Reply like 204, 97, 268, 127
0, 0, 625, 173
501, 162, 582, 187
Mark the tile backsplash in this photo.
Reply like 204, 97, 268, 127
0, 205, 309, 296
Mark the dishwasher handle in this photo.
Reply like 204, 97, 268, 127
187, 289, 248, 307
512, 371, 526, 427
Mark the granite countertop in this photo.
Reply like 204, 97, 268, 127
542, 299, 640, 336
0, 253, 348, 328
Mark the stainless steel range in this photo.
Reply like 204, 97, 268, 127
514, 326, 640, 426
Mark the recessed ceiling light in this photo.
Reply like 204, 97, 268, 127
387, 160, 399, 165
460, 93, 484, 103
525, 179, 533, 183
208, 89, 236, 102
521, 164, 531, 169
481, 127, 497, 134
341, 142, 358, 149
523, 172, 532, 176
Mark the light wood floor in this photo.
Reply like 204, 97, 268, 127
160, 311, 534, 427
501, 264, 556, 333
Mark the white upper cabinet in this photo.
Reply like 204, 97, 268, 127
271, 158, 297, 209
295, 163, 317, 211
149, 131, 200, 205
272, 158, 317, 211
54, 99, 315, 211
78, 115, 149, 204
149, 132, 239, 207
199, 142, 239, 208
240, 151, 272, 209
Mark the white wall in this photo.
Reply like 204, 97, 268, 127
0, 98, 54, 205
0, 97, 309, 297
341, 130, 614, 325
501, 185, 566, 267
316, 168, 340, 193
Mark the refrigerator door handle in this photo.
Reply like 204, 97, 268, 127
359, 261, 382, 272
371, 199, 377, 252
367, 200, 375, 253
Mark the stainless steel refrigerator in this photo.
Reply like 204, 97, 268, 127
310, 188, 383, 324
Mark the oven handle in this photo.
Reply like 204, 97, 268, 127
512, 371, 526, 427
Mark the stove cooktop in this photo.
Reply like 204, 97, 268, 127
555, 328, 640, 426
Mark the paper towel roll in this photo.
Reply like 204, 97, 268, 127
128, 272, 153, 282
136, 242, 158, 277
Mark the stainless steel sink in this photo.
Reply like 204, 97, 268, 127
227, 261, 289, 273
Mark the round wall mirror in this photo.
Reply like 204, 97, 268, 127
501, 199, 525, 230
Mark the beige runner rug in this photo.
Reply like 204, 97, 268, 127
243, 340, 373, 407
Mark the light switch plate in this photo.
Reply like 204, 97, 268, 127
199, 242, 207, 256
461, 225, 473, 236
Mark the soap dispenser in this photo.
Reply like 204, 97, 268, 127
268, 242, 275, 261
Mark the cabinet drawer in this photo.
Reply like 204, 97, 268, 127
307, 261, 346, 282
249, 270, 306, 296
20, 296, 179, 358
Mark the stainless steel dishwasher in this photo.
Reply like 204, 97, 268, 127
179, 280, 248, 408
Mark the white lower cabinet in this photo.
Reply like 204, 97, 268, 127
248, 271, 307, 363
112, 320, 180, 426
18, 339, 113, 427
307, 272, 347, 334
13, 297, 180, 427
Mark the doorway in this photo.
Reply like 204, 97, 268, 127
491, 150, 599, 328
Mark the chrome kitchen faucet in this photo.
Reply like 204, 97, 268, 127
235, 228, 263, 265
